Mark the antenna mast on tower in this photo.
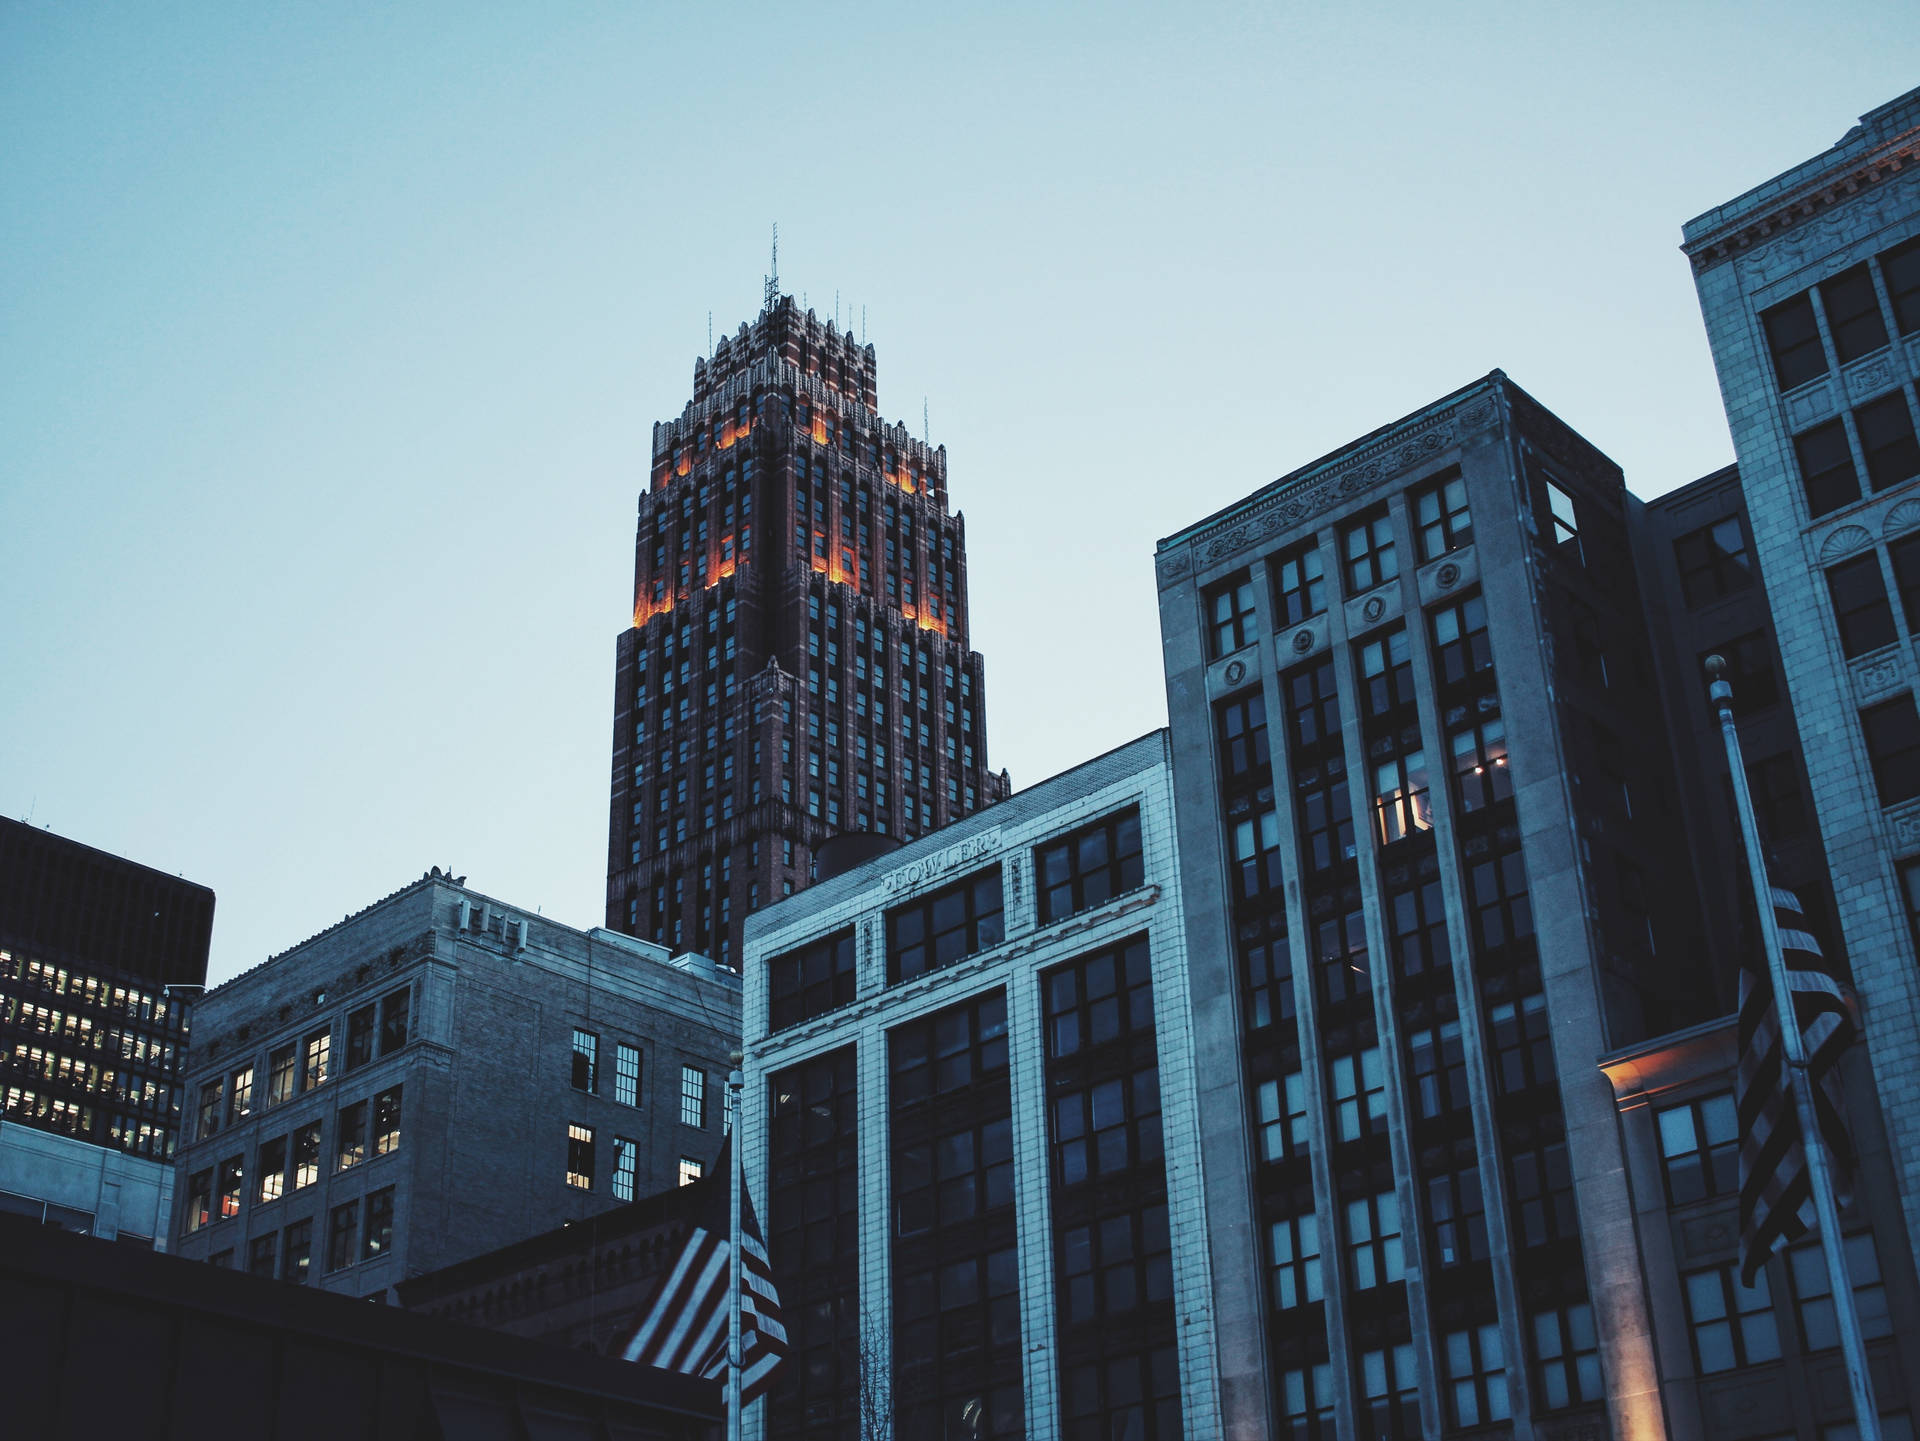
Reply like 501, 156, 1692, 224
763, 224, 780, 314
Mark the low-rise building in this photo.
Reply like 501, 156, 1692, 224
170, 869, 740, 1298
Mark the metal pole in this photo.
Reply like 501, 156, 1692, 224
1708, 656, 1880, 1441
728, 1060, 745, 1441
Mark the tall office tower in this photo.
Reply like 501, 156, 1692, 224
740, 733, 1211, 1441
0, 816, 212, 1245
1681, 86, 1920, 1259
1155, 374, 1713, 1441
170, 871, 738, 1299
606, 295, 1009, 966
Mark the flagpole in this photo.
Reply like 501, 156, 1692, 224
1707, 655, 1880, 1441
728, 1055, 745, 1441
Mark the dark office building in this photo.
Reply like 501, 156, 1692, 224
605, 293, 1009, 966
0, 817, 211, 1166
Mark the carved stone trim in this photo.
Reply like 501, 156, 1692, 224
1689, 137, 1920, 275
1817, 523, 1874, 562
1885, 499, 1920, 538
1887, 799, 1920, 857
1852, 646, 1904, 701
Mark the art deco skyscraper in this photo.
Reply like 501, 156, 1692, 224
606, 293, 1009, 965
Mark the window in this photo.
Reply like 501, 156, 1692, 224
248, 1233, 278, 1279
1856, 392, 1920, 491
1217, 691, 1271, 786
1885, 237, 1920, 334
1051, 1067, 1162, 1188
1231, 807, 1284, 901
1330, 1046, 1387, 1143
615, 1043, 642, 1107
326, 1202, 358, 1272
1509, 1139, 1577, 1247
362, 1188, 394, 1261
1296, 775, 1354, 873
1748, 753, 1810, 842
887, 868, 1005, 982
1407, 1020, 1469, 1121
1061, 1347, 1180, 1441
1268, 1212, 1323, 1309
1360, 1343, 1420, 1441
1889, 534, 1920, 634
1357, 627, 1414, 718
1444, 1324, 1509, 1429
1207, 570, 1259, 657
1674, 516, 1754, 607
1824, 1414, 1918, 1441
282, 1218, 312, 1284
197, 1079, 223, 1140
1709, 630, 1780, 710
1386, 879, 1451, 985
1762, 292, 1827, 390
1449, 717, 1511, 814
1284, 657, 1341, 754
1823, 264, 1889, 363
567, 1123, 596, 1189
228, 1066, 254, 1125
768, 927, 856, 1030
1241, 916, 1295, 1030
678, 1156, 703, 1186
1685, 1263, 1782, 1372
612, 1137, 637, 1200
895, 1117, 1014, 1234
1828, 554, 1897, 657
571, 1029, 599, 1092
1344, 1191, 1404, 1289
1342, 510, 1398, 594
257, 1135, 287, 1203
1796, 420, 1862, 518
1034, 808, 1144, 923
337, 1101, 368, 1171
1254, 1072, 1309, 1163
1542, 478, 1581, 556
183, 1168, 211, 1233
1428, 1166, 1489, 1266
1280, 1362, 1336, 1441
1863, 695, 1920, 805
207, 1250, 232, 1269
380, 989, 410, 1053
1532, 1304, 1603, 1409
1430, 594, 1492, 688
1466, 848, 1533, 958
680, 1066, 707, 1128
892, 992, 1009, 1104
1901, 859, 1920, 956
1488, 992, 1553, 1095
1790, 1232, 1892, 1350
1315, 909, 1369, 1009
302, 1028, 331, 1091
1414, 472, 1472, 559
1045, 940, 1153, 1058
291, 1122, 321, 1190
1273, 540, 1328, 626
1656, 1092, 1737, 1205
373, 1085, 402, 1155
1372, 748, 1432, 846
346, 1005, 375, 1070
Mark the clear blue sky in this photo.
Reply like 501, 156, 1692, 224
4, 4, 1915, 986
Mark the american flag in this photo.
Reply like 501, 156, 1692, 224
622, 1144, 788, 1405
1737, 883, 1857, 1285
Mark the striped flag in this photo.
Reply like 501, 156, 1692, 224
621, 1144, 788, 1405
1737, 884, 1858, 1285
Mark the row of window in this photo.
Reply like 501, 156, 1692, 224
567, 1030, 646, 1106
563, 1123, 676, 1198
1683, 1233, 1891, 1374
1761, 238, 1920, 393
183, 1086, 402, 1232
195, 987, 410, 1142
1793, 383, 1920, 519
767, 807, 1146, 1033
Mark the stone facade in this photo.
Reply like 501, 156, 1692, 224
739, 732, 1215, 1441
170, 870, 740, 1299
1681, 87, 1920, 1273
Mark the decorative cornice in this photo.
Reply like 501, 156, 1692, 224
1684, 128, 1920, 275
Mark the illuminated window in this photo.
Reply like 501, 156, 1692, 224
1371, 747, 1432, 846
256, 1135, 287, 1203
1206, 569, 1259, 657
1413, 472, 1472, 559
373, 1085, 402, 1155
680, 1066, 707, 1129
612, 1137, 638, 1201
567, 1123, 596, 1189
1656, 1092, 1738, 1206
1685, 1263, 1781, 1372
1674, 515, 1754, 607
228, 1066, 254, 1125
1762, 292, 1826, 390
1268, 1212, 1322, 1310
678, 1156, 703, 1186
217, 1156, 245, 1220
1449, 717, 1510, 813
337, 1101, 368, 1171
291, 1122, 321, 1190
1272, 540, 1327, 626
302, 1028, 331, 1091
1341, 510, 1398, 595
